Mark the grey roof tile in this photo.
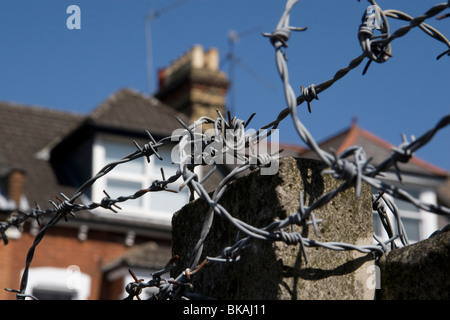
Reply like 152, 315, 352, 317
0, 101, 84, 207
88, 88, 191, 137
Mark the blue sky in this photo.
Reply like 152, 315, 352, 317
0, 0, 449, 171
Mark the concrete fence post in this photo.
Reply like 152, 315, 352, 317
171, 156, 376, 299
378, 225, 450, 299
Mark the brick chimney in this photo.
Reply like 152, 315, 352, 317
155, 45, 230, 123
8, 169, 25, 208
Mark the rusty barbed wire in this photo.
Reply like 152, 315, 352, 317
2, 0, 450, 300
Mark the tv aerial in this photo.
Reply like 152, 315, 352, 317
145, 0, 193, 95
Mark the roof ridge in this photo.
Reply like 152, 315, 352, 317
88, 87, 190, 125
0, 100, 84, 118
352, 124, 448, 176
89, 87, 176, 119
337, 121, 359, 153
89, 88, 135, 120
298, 120, 448, 176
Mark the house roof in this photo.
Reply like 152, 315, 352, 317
102, 241, 173, 272
0, 88, 193, 228
0, 101, 84, 208
88, 88, 190, 137
292, 120, 448, 178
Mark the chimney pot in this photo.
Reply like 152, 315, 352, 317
205, 48, 219, 71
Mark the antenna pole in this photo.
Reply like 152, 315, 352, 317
144, 0, 193, 96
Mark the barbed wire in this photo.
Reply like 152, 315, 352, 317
123, 0, 450, 300
2, 0, 449, 299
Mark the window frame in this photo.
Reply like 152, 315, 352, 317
91, 135, 190, 224
24, 266, 91, 300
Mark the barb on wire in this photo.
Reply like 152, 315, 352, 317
358, 3, 392, 74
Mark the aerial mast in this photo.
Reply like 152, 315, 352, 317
145, 0, 193, 95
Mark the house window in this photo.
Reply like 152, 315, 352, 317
373, 187, 438, 244
392, 191, 421, 242
92, 137, 190, 224
32, 287, 77, 300
25, 266, 91, 300
400, 216, 421, 242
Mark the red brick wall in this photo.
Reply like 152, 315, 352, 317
0, 223, 135, 300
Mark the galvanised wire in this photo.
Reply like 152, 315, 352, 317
260, 0, 450, 131
2, 0, 450, 300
